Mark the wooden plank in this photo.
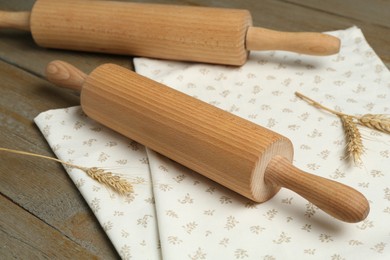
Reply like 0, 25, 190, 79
0, 60, 118, 259
284, 0, 390, 28
273, 0, 390, 67
0, 0, 34, 11
0, 194, 99, 259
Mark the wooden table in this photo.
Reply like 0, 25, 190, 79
0, 0, 388, 258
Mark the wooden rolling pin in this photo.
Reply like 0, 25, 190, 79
0, 0, 340, 65
45, 60, 369, 223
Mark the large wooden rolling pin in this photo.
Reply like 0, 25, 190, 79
0, 0, 340, 65
45, 60, 369, 223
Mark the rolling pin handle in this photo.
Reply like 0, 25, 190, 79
246, 27, 340, 56
265, 156, 369, 223
45, 60, 87, 92
0, 10, 30, 31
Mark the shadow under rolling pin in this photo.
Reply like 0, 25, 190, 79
46, 60, 369, 223
0, 0, 340, 65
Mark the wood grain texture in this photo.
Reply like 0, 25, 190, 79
0, 195, 98, 259
30, 0, 252, 65
246, 27, 340, 55
0, 10, 30, 31
0, 0, 388, 257
265, 156, 369, 223
1, 0, 341, 63
46, 60, 87, 91
47, 60, 369, 222
81, 63, 294, 201
0, 28, 133, 77
285, 0, 390, 28
150, 0, 390, 67
0, 60, 119, 259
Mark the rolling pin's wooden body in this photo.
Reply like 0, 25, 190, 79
82, 64, 293, 202
1, 0, 340, 65
30, 1, 251, 65
46, 61, 369, 223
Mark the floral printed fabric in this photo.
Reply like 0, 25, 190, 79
34, 108, 161, 260
35, 27, 389, 259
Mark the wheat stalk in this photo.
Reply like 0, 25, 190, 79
0, 147, 133, 195
295, 92, 389, 164
295, 92, 347, 117
340, 115, 364, 164
295, 92, 390, 135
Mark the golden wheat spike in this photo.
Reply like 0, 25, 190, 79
358, 114, 390, 134
0, 147, 133, 195
85, 167, 133, 194
340, 116, 364, 165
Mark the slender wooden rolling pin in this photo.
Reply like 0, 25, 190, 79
0, 0, 340, 65
45, 60, 369, 223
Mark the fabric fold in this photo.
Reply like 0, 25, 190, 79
134, 27, 389, 259
34, 107, 161, 260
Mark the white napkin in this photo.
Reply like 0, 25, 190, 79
35, 27, 390, 259
35, 108, 161, 260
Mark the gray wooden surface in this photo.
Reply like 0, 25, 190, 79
0, 0, 388, 258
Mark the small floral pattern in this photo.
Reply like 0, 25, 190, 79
35, 107, 161, 260
137, 27, 389, 259
35, 27, 389, 259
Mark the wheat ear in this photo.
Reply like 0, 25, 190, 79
0, 147, 133, 195
358, 114, 390, 134
340, 115, 364, 164
294, 92, 390, 165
